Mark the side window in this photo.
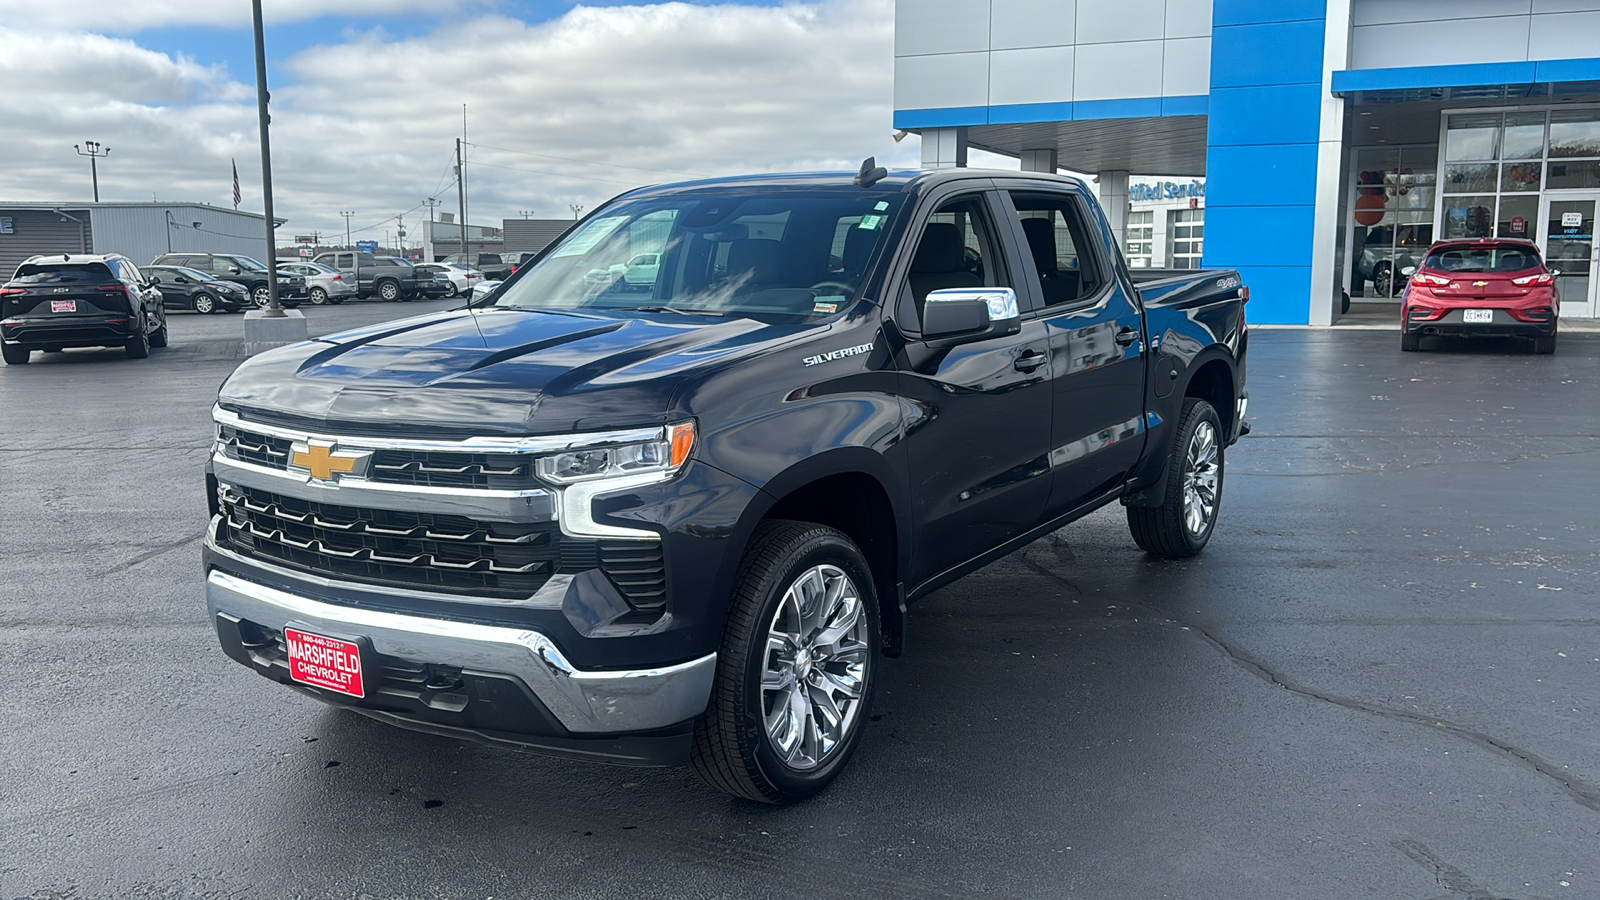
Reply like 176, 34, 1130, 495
898, 194, 1010, 329
1007, 192, 1104, 307
336, 253, 354, 269
121, 260, 144, 283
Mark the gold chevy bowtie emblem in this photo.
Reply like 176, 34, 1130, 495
288, 440, 368, 480
1472, 280, 1489, 287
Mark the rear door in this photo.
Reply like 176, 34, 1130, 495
1001, 186, 1148, 516
892, 184, 1054, 585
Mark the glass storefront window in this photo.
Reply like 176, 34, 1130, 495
1442, 195, 1495, 239
1445, 113, 1501, 161
1501, 112, 1547, 160
1496, 194, 1538, 238
1444, 163, 1497, 193
1169, 208, 1203, 270
1548, 110, 1600, 158
1546, 159, 1600, 189
1501, 161, 1542, 192
1125, 210, 1153, 268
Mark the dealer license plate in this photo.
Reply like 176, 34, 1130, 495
1463, 309, 1494, 323
283, 627, 365, 697
50, 300, 76, 313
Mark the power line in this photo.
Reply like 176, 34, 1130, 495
467, 141, 710, 179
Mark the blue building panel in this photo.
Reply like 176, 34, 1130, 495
1212, 0, 1327, 28
1210, 20, 1327, 89
892, 106, 988, 129
1205, 84, 1323, 146
1204, 144, 1320, 207
1228, 265, 1315, 325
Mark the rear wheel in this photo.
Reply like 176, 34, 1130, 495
308, 287, 329, 305
1372, 263, 1396, 297
1127, 398, 1224, 558
1534, 323, 1557, 354
193, 292, 216, 314
690, 521, 878, 804
1401, 332, 1421, 352
2, 343, 29, 365
125, 325, 150, 359
377, 280, 401, 302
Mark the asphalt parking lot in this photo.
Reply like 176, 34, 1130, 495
2, 304, 1597, 900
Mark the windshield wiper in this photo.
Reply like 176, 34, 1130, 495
613, 305, 727, 317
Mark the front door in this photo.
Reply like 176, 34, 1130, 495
1538, 194, 1600, 318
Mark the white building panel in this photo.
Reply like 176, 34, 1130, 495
895, 52, 992, 109
1533, 0, 1600, 12
990, 0, 1076, 51
990, 46, 1076, 105
1351, 0, 1527, 27
1073, 41, 1164, 101
1161, 37, 1210, 96
1350, 17, 1532, 69
1528, 10, 1600, 56
1074, 0, 1167, 45
1165, 0, 1213, 39
895, 0, 991, 56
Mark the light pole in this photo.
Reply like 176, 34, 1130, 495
396, 214, 406, 258
74, 141, 111, 202
165, 210, 175, 253
340, 211, 355, 249
519, 209, 535, 219
249, 0, 283, 317
569, 204, 583, 219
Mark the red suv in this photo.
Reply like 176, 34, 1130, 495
1401, 238, 1558, 354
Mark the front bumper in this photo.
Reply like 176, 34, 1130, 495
1405, 308, 1555, 338
206, 568, 717, 764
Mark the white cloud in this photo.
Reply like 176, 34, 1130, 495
0, 3, 1020, 250
0, 0, 478, 32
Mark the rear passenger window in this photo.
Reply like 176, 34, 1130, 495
1007, 193, 1104, 307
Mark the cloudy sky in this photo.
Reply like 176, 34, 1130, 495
0, 0, 1016, 245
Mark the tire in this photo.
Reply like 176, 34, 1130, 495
377, 280, 401, 302
149, 313, 169, 349
1401, 332, 1421, 352
1127, 398, 1225, 558
2, 343, 29, 365
1534, 330, 1557, 354
251, 284, 272, 308
308, 287, 329, 305
443, 283, 459, 298
125, 325, 150, 359
1372, 263, 1395, 298
193, 292, 216, 314
690, 520, 879, 804
1340, 291, 1351, 315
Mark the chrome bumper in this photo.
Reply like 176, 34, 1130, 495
205, 569, 715, 734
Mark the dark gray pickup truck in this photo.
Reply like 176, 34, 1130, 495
203, 166, 1248, 803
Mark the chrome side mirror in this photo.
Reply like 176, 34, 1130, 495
922, 287, 1022, 346
1551, 267, 1563, 277
1401, 266, 1416, 276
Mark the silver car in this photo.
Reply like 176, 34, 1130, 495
277, 261, 357, 305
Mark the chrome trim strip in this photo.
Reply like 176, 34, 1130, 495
214, 405, 664, 455
207, 569, 714, 733
213, 454, 557, 523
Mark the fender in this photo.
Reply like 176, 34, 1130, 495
1124, 343, 1236, 508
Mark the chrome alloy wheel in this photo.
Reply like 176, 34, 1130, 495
1182, 419, 1220, 535
761, 564, 870, 772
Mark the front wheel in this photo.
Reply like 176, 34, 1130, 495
1372, 264, 1396, 297
193, 292, 216, 314
690, 521, 878, 804
251, 284, 272, 308
149, 313, 169, 348
1127, 398, 1224, 558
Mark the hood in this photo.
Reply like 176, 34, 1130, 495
219, 306, 809, 435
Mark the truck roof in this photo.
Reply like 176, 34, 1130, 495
622, 168, 1089, 198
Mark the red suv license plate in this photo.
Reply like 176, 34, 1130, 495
283, 627, 365, 698
51, 300, 76, 313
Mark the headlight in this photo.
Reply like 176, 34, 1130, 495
537, 422, 695, 484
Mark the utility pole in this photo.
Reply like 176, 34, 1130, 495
455, 138, 468, 258
250, 0, 283, 316
340, 211, 355, 248
74, 141, 111, 203
396, 213, 406, 259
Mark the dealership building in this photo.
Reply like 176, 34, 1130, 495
895, 0, 1600, 324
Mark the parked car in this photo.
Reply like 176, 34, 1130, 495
311, 251, 433, 301
1355, 225, 1429, 297
439, 251, 510, 279
469, 279, 501, 300
379, 256, 450, 299
149, 252, 306, 308
1401, 238, 1559, 353
508, 251, 538, 275
2, 253, 168, 363
146, 264, 250, 314
202, 167, 1248, 802
415, 263, 482, 298
277, 261, 355, 305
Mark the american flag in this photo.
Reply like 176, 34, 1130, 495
232, 160, 241, 209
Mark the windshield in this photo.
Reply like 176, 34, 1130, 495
491, 190, 904, 318
12, 262, 115, 284
227, 256, 270, 273
1425, 245, 1542, 274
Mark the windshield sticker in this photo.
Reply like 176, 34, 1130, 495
549, 216, 627, 257
803, 342, 873, 367
873, 201, 889, 211
858, 215, 883, 231
813, 300, 840, 314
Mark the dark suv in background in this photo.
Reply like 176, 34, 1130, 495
150, 252, 306, 308
1, 253, 168, 363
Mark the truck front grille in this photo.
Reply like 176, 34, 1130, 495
218, 424, 538, 490
218, 484, 665, 611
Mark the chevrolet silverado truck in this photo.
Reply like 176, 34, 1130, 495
203, 166, 1249, 803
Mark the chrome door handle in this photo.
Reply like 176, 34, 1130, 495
1115, 327, 1140, 346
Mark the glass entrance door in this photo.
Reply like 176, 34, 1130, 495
1538, 195, 1600, 318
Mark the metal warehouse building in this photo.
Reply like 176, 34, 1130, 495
895, 0, 1600, 324
0, 202, 282, 276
